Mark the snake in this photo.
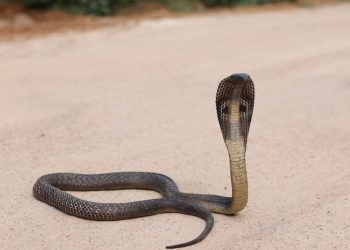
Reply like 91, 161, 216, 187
33, 73, 255, 249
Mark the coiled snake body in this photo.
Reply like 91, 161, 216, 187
33, 73, 255, 248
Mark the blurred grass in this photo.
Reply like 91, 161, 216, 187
0, 0, 305, 15
159, 0, 201, 12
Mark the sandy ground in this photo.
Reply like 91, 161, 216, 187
1, 3, 350, 250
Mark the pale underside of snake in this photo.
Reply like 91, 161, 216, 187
33, 73, 255, 249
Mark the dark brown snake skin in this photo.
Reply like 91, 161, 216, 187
33, 73, 255, 249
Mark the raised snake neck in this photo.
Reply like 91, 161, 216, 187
33, 73, 255, 248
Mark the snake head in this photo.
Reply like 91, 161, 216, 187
216, 73, 255, 149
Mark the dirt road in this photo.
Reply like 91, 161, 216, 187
1, 3, 349, 249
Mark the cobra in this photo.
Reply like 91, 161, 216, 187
33, 73, 255, 249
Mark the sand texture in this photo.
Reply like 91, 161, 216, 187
1, 3, 350, 250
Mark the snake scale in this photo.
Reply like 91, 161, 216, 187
33, 73, 255, 248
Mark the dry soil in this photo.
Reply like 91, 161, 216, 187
1, 3, 350, 250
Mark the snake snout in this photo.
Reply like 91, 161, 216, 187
229, 73, 251, 83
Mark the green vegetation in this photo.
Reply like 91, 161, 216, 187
201, 0, 289, 6
16, 0, 137, 15
159, 0, 200, 12
1, 0, 297, 16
